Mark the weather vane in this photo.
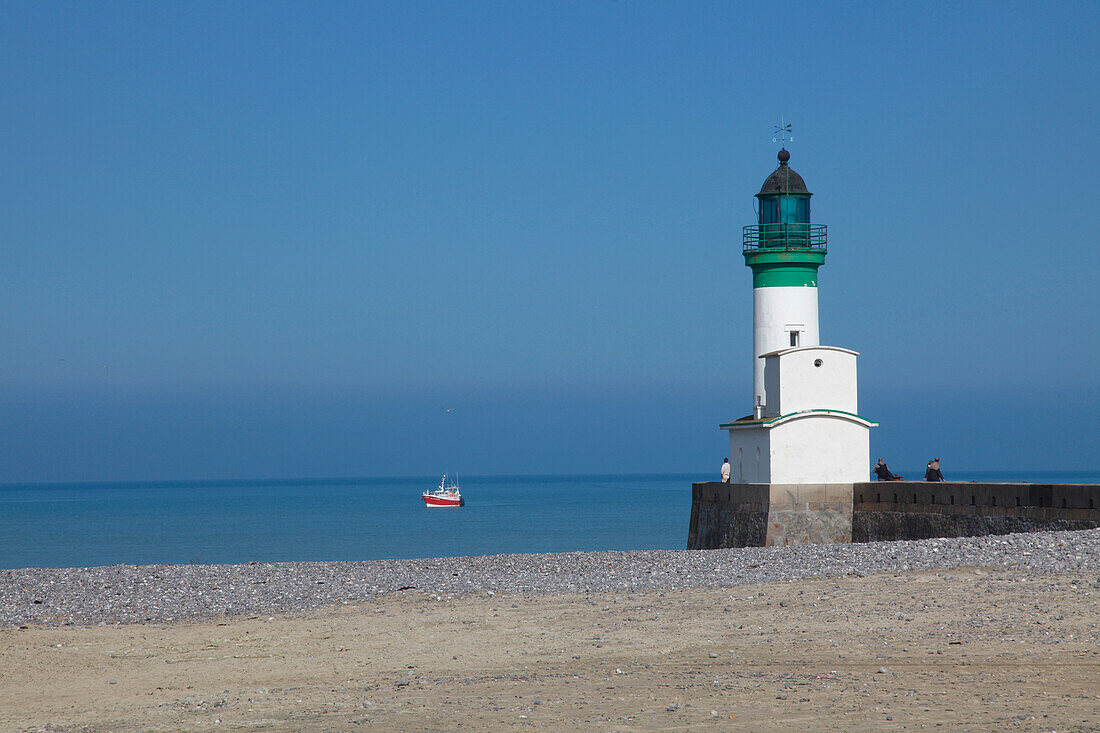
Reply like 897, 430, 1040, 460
772, 117, 793, 145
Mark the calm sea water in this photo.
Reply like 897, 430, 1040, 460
0, 474, 702, 569
2, 471, 1097, 569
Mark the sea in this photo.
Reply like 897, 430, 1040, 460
2, 470, 1098, 570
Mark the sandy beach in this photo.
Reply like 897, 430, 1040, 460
3, 561, 1098, 732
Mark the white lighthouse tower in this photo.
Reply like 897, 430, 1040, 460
723, 148, 876, 486
747, 147, 821, 410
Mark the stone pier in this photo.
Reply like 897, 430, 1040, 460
688, 481, 1100, 549
688, 482, 853, 548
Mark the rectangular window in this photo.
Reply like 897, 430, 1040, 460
760, 199, 778, 225
779, 197, 796, 223
789, 331, 799, 347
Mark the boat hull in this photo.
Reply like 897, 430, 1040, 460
422, 495, 464, 507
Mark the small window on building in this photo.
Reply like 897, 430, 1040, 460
789, 331, 799, 347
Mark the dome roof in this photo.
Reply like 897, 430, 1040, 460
757, 149, 811, 196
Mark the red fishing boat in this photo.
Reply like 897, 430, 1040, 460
422, 475, 464, 507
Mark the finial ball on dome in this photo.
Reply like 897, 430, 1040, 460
777, 148, 790, 164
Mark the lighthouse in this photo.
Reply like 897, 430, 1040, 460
722, 148, 876, 486
746, 148, 824, 411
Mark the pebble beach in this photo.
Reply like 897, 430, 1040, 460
4, 528, 1098, 628
3, 530, 1098, 732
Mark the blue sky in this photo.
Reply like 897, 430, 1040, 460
2, 2, 1097, 481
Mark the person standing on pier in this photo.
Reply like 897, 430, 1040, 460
721, 458, 731, 483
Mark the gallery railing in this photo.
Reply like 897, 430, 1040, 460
743, 223, 827, 253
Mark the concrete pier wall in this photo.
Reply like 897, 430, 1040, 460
688, 481, 1100, 549
688, 483, 769, 549
688, 482, 852, 548
853, 482, 1100, 542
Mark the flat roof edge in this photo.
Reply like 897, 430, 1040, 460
722, 409, 878, 430
758, 345, 860, 359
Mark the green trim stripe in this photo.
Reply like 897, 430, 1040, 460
744, 250, 825, 288
721, 408, 877, 429
750, 266, 819, 287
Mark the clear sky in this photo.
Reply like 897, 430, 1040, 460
2, 2, 1097, 481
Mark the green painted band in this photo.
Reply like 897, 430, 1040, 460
749, 264, 820, 287
745, 250, 825, 288
744, 250, 826, 267
720, 408, 877, 429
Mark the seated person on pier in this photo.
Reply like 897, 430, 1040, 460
874, 458, 902, 481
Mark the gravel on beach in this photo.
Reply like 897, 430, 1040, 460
3, 528, 1098, 628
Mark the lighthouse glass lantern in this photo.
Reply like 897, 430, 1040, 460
755, 148, 812, 247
